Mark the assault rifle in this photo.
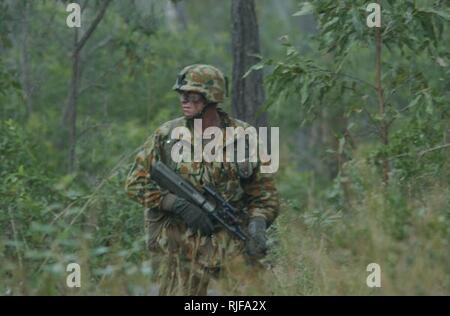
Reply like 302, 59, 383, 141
150, 161, 249, 241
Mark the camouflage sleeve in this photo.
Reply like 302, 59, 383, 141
241, 162, 280, 226
125, 132, 165, 210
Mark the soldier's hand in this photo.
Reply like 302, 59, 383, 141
245, 217, 268, 259
162, 193, 214, 236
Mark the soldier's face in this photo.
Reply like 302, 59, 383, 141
179, 92, 206, 118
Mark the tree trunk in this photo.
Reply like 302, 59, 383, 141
67, 29, 80, 173
63, 0, 112, 173
166, 0, 188, 32
19, 1, 33, 118
231, 0, 267, 128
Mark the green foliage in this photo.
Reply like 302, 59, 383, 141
0, 0, 448, 295
250, 0, 450, 184
270, 151, 449, 295
1, 120, 66, 293
0, 0, 12, 49
0, 61, 23, 120
0, 120, 149, 294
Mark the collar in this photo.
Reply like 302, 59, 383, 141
177, 108, 246, 151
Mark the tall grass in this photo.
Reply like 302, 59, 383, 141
1, 123, 448, 295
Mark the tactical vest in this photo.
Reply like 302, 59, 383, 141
158, 115, 258, 182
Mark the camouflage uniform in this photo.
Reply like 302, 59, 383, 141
125, 65, 279, 295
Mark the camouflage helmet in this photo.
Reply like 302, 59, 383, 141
173, 64, 228, 103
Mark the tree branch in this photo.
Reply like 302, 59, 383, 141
78, 123, 110, 140
78, 56, 126, 95
86, 35, 114, 57
418, 143, 450, 158
375, 0, 389, 184
73, 0, 112, 57
79, 83, 106, 95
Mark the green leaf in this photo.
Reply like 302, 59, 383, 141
322, 17, 340, 33
92, 247, 110, 256
407, 94, 422, 109
417, 8, 450, 21
293, 2, 314, 17
30, 222, 57, 234
243, 62, 265, 79
18, 165, 25, 176
351, 9, 363, 37
301, 80, 310, 104
286, 46, 298, 57
423, 91, 434, 115
338, 137, 346, 154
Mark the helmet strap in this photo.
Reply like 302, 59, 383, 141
198, 102, 213, 118
186, 102, 216, 121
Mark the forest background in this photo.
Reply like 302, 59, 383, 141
0, 0, 449, 295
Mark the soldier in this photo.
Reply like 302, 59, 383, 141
125, 64, 279, 295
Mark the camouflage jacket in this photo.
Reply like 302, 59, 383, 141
125, 108, 279, 267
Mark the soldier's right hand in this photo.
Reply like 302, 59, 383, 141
245, 217, 268, 259
162, 193, 214, 236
